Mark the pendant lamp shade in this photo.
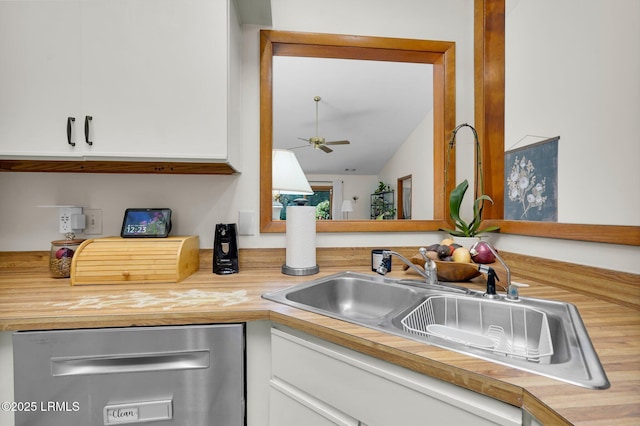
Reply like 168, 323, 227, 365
272, 149, 313, 195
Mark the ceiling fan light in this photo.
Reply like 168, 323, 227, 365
295, 96, 350, 155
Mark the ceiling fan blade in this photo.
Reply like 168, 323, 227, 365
300, 97, 346, 153
289, 144, 310, 150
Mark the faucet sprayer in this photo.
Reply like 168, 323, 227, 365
477, 264, 500, 299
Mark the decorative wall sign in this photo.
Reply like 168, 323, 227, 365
504, 136, 559, 221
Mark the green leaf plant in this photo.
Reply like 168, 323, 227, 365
440, 179, 500, 237
440, 123, 500, 238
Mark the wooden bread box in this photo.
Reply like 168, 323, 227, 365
70, 236, 199, 285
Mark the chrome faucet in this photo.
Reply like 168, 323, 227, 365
376, 248, 438, 285
471, 242, 519, 301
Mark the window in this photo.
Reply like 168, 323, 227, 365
278, 185, 333, 220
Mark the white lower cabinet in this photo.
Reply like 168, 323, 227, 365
270, 379, 359, 426
270, 326, 522, 426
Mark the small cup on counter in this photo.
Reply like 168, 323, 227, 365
371, 249, 391, 272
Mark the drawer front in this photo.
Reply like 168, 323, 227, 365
270, 379, 359, 426
271, 327, 521, 426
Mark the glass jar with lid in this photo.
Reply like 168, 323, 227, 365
49, 239, 84, 278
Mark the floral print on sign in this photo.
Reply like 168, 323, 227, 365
507, 155, 547, 218
504, 137, 558, 221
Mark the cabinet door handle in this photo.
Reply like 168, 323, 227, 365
66, 117, 76, 146
84, 115, 93, 146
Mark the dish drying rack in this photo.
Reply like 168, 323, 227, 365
400, 295, 554, 363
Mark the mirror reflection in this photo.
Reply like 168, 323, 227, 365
260, 30, 456, 233
273, 56, 433, 221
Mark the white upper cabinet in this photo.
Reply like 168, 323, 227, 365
0, 0, 243, 170
0, 1, 83, 158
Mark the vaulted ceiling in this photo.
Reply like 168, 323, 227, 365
272, 56, 433, 175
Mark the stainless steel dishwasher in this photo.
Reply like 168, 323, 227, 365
12, 324, 245, 426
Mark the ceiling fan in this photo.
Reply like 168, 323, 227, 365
294, 96, 350, 153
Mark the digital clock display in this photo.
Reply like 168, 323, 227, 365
120, 208, 172, 238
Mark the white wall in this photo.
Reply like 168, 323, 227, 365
379, 111, 434, 220
497, 0, 640, 272
1, 0, 638, 274
505, 0, 640, 226
0, 172, 244, 248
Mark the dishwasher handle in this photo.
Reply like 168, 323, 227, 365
51, 349, 210, 376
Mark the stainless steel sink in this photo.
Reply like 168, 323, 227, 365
263, 271, 610, 389
283, 274, 418, 321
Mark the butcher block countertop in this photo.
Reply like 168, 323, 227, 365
1, 248, 639, 425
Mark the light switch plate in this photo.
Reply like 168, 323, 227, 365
85, 209, 103, 235
238, 210, 255, 236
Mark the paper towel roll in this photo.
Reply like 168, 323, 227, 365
285, 205, 317, 270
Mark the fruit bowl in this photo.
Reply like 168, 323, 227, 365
406, 254, 481, 282
433, 260, 481, 282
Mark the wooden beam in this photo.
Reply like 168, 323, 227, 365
0, 159, 237, 175
474, 0, 505, 219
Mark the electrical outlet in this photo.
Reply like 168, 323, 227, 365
59, 207, 83, 234
85, 209, 103, 235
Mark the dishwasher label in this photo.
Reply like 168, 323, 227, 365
106, 407, 138, 423
104, 399, 172, 424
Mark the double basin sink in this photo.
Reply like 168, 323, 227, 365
263, 271, 609, 389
